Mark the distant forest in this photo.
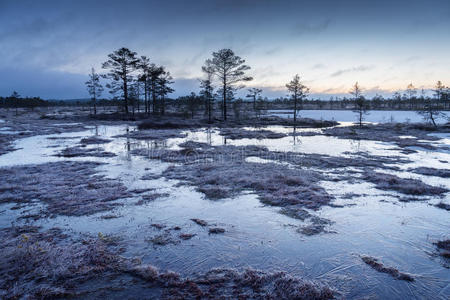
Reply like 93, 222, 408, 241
2, 47, 449, 117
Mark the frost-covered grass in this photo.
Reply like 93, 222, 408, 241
219, 127, 287, 139
137, 115, 338, 129
161, 268, 335, 299
363, 171, 448, 196
115, 128, 188, 140
409, 167, 450, 178
0, 226, 125, 299
57, 145, 116, 157
323, 123, 449, 152
435, 202, 450, 211
162, 150, 333, 210
0, 224, 335, 299
361, 256, 414, 281
135, 141, 336, 234
0, 161, 131, 217
433, 240, 450, 258
80, 136, 112, 144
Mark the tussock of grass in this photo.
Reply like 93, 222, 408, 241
179, 233, 196, 240
116, 128, 188, 140
219, 127, 287, 140
148, 234, 179, 246
363, 171, 448, 196
434, 240, 450, 258
80, 136, 112, 144
361, 256, 414, 281
435, 202, 450, 211
191, 218, 208, 226
208, 227, 225, 234
57, 145, 116, 157
409, 167, 450, 178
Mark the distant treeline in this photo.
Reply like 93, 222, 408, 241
2, 90, 449, 112
0, 94, 48, 109
268, 92, 450, 111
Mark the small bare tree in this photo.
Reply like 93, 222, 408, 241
85, 68, 103, 115
246, 88, 262, 111
434, 81, 445, 103
286, 74, 309, 124
10, 91, 20, 115
406, 83, 417, 109
350, 82, 368, 127
417, 97, 443, 127
417, 81, 447, 127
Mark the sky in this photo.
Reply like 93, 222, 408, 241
0, 0, 449, 99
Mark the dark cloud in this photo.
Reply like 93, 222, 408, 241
292, 19, 332, 36
330, 65, 374, 77
311, 64, 326, 70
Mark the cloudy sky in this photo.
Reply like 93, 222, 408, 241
0, 0, 449, 99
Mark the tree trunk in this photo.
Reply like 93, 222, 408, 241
123, 79, 129, 115
359, 109, 363, 127
430, 111, 437, 127
208, 97, 212, 123
144, 81, 148, 115
152, 82, 156, 114
293, 94, 297, 124
223, 82, 227, 121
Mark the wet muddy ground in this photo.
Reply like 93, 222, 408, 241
0, 108, 449, 299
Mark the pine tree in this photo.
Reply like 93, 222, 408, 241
286, 74, 309, 124
204, 49, 252, 121
102, 48, 139, 114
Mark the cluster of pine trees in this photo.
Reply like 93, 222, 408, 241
87, 47, 448, 123
3, 47, 448, 126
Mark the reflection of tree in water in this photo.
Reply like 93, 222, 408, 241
349, 139, 362, 152
206, 127, 212, 145
148, 140, 167, 150
292, 126, 302, 147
